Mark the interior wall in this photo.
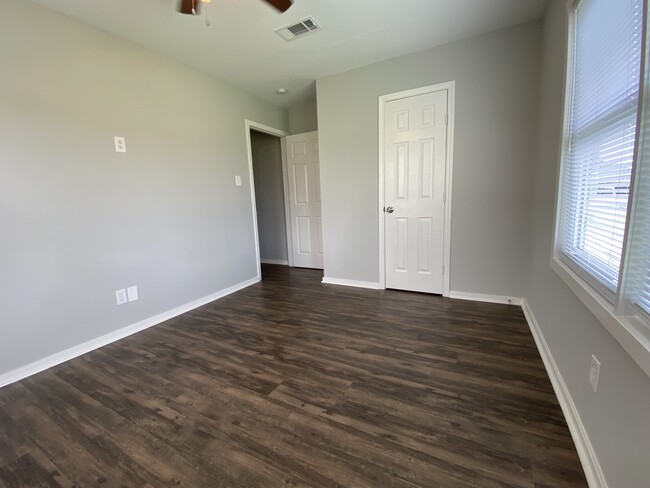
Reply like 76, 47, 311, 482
0, 0, 287, 378
288, 99, 318, 134
527, 1, 650, 486
316, 22, 541, 295
251, 131, 288, 263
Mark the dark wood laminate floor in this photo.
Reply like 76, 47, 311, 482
0, 265, 587, 488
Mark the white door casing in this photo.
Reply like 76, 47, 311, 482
284, 131, 323, 269
245, 120, 290, 280
383, 89, 449, 294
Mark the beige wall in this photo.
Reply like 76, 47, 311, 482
0, 0, 287, 377
317, 22, 541, 296
288, 99, 318, 134
526, 2, 650, 486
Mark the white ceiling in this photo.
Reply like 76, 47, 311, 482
29, 0, 548, 108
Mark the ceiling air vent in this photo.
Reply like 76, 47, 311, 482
275, 17, 321, 42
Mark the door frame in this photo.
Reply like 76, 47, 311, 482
244, 120, 290, 278
377, 81, 455, 296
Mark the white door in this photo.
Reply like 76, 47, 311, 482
384, 90, 448, 294
284, 131, 323, 269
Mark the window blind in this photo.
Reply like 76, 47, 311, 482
559, 0, 643, 295
629, 142, 650, 317
628, 57, 650, 319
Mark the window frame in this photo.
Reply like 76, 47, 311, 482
552, 0, 650, 377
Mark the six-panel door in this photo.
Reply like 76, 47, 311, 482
285, 131, 323, 269
384, 90, 448, 294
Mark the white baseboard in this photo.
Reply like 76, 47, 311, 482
322, 277, 381, 290
521, 299, 607, 488
0, 276, 261, 389
449, 291, 523, 305
260, 259, 289, 266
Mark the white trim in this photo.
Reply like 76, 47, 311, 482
378, 94, 386, 289
449, 291, 523, 306
245, 120, 291, 278
280, 137, 294, 267
378, 81, 455, 297
321, 277, 381, 290
245, 120, 289, 139
0, 276, 260, 389
261, 259, 289, 265
551, 258, 650, 377
521, 299, 607, 488
443, 84, 456, 298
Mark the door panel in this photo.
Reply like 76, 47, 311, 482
417, 217, 433, 274
315, 216, 323, 254
384, 90, 448, 294
296, 216, 312, 254
395, 218, 409, 271
420, 139, 434, 199
285, 131, 323, 269
293, 164, 309, 204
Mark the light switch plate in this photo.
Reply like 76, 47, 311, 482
114, 136, 126, 153
127, 285, 138, 302
235, 175, 242, 187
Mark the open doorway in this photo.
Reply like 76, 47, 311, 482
251, 130, 289, 265
245, 120, 324, 281
245, 120, 290, 280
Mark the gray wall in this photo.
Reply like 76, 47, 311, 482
251, 131, 288, 263
0, 0, 287, 377
288, 99, 318, 134
317, 22, 541, 295
527, 2, 650, 486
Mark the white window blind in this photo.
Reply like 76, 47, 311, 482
627, 56, 650, 319
558, 0, 643, 296
628, 142, 650, 317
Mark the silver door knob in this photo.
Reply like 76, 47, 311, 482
386, 206, 394, 213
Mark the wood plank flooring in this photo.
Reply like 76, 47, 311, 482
0, 264, 587, 487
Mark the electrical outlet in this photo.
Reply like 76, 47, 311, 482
114, 136, 126, 153
115, 289, 128, 305
127, 286, 139, 302
235, 175, 242, 187
588, 354, 601, 392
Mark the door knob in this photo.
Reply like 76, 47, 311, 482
385, 206, 394, 213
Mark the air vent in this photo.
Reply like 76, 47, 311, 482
275, 17, 321, 42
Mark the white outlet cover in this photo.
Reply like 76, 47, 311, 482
127, 286, 139, 302
114, 136, 126, 153
235, 175, 242, 187
589, 354, 601, 392
116, 289, 128, 305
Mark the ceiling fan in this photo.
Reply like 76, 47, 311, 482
178, 0, 293, 15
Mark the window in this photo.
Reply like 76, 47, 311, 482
555, 0, 650, 374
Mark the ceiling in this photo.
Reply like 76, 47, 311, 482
29, 0, 548, 108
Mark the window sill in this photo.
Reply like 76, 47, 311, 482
550, 256, 650, 377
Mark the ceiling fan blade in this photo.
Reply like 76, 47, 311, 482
178, 0, 201, 15
262, 0, 293, 13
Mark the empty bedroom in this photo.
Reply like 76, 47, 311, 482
1, 0, 648, 486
